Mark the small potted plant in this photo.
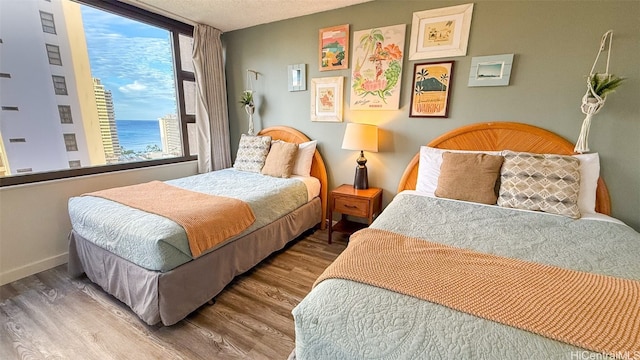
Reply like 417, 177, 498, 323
239, 90, 255, 135
587, 73, 625, 100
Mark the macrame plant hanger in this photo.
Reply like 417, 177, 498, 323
245, 70, 258, 135
574, 30, 614, 153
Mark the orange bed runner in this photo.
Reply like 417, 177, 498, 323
315, 228, 640, 358
86, 181, 255, 258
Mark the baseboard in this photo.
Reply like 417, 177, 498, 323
0, 252, 68, 286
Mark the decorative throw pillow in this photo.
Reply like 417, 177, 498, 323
292, 140, 317, 177
261, 141, 299, 178
498, 151, 581, 218
233, 134, 271, 173
416, 146, 502, 196
435, 152, 504, 205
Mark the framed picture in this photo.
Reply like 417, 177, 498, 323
468, 54, 514, 87
288, 64, 306, 91
408, 3, 474, 60
409, 61, 454, 118
350, 24, 406, 110
311, 76, 344, 122
319, 24, 349, 71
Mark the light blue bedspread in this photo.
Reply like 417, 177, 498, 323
293, 193, 640, 359
68, 169, 308, 272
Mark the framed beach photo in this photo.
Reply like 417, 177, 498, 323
468, 54, 514, 87
409, 61, 454, 118
311, 76, 344, 122
408, 3, 474, 60
319, 24, 349, 71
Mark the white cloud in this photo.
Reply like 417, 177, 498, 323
119, 80, 147, 93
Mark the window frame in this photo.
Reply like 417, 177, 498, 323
0, 0, 196, 187
58, 105, 73, 123
46, 43, 63, 65
52, 75, 68, 95
40, 11, 57, 34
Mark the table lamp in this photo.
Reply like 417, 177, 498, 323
341, 123, 378, 189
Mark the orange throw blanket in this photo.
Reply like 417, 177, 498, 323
315, 228, 640, 358
86, 181, 255, 258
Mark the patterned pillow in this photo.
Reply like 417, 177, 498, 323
498, 151, 581, 218
233, 134, 271, 173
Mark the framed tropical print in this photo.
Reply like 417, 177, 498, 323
350, 24, 406, 110
319, 24, 349, 71
409, 61, 454, 118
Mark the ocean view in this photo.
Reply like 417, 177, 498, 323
116, 120, 162, 153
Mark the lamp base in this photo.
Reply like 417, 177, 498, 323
354, 165, 368, 189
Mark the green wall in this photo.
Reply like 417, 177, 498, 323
223, 0, 640, 230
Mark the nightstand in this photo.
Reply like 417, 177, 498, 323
328, 184, 382, 244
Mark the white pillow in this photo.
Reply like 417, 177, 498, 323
416, 146, 501, 196
292, 140, 317, 177
573, 152, 600, 214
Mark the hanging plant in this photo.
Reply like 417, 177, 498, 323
239, 90, 255, 135
239, 90, 254, 107
588, 73, 625, 99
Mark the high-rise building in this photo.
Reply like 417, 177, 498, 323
93, 78, 120, 163
158, 114, 182, 156
0, 0, 106, 175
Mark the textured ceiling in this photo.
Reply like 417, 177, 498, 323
118, 0, 373, 32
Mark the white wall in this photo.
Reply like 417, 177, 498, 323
0, 161, 197, 285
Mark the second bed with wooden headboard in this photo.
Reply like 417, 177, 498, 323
292, 122, 639, 359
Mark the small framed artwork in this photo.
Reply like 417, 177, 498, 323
288, 64, 306, 91
468, 54, 514, 87
319, 24, 349, 71
409, 61, 454, 118
311, 76, 344, 122
408, 3, 474, 60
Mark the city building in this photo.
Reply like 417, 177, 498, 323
158, 113, 182, 156
93, 78, 121, 163
0, 0, 106, 175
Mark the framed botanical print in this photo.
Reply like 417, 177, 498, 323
311, 76, 344, 122
319, 24, 349, 71
409, 61, 454, 118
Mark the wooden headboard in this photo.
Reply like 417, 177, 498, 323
397, 122, 611, 215
258, 126, 328, 229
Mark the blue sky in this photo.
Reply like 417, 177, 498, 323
80, 5, 177, 120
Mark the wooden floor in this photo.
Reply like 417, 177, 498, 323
0, 229, 349, 360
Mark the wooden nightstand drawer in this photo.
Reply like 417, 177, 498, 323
334, 196, 369, 217
328, 185, 382, 244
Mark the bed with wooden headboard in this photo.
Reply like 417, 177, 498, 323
292, 122, 639, 360
68, 126, 328, 326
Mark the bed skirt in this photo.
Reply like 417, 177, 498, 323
68, 197, 322, 326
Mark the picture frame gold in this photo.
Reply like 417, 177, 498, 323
310, 76, 344, 122
319, 24, 349, 71
408, 3, 474, 60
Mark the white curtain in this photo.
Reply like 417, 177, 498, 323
192, 24, 232, 172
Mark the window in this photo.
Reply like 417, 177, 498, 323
9, 138, 26, 143
52, 75, 68, 95
0, 73, 10, 78
0, 0, 194, 187
46, 44, 62, 65
58, 105, 73, 123
2, 106, 19, 111
40, 11, 57, 34
63, 133, 78, 151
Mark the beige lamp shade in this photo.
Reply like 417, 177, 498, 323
341, 123, 378, 152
